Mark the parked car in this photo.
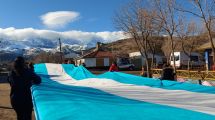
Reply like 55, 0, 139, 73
117, 58, 135, 70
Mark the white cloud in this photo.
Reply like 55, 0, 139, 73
41, 11, 80, 29
0, 27, 129, 46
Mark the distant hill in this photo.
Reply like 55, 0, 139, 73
104, 38, 139, 54
101, 37, 164, 55
0, 34, 210, 63
90, 35, 209, 57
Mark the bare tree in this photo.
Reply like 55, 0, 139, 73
152, 0, 180, 72
147, 20, 164, 68
148, 36, 163, 68
114, 0, 157, 77
177, 0, 215, 70
161, 38, 172, 64
33, 52, 63, 63
177, 21, 202, 70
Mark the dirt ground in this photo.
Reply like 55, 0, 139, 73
0, 83, 16, 120
0, 76, 35, 120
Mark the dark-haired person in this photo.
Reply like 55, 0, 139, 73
28, 62, 34, 72
140, 66, 147, 77
109, 61, 119, 72
7, 56, 41, 120
82, 62, 86, 67
160, 64, 176, 81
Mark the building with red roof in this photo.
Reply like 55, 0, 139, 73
75, 42, 115, 68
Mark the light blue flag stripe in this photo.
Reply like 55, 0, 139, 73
32, 64, 215, 120
60, 64, 215, 114
62, 64, 215, 94
62, 64, 96, 79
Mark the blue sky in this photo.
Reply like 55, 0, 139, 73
0, 0, 132, 50
0, 0, 202, 50
0, 0, 130, 32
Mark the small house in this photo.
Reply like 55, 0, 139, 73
75, 42, 114, 68
198, 39, 215, 70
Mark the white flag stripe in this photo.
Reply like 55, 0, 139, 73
46, 63, 215, 115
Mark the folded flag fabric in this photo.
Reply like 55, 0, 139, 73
202, 81, 215, 86
32, 63, 215, 120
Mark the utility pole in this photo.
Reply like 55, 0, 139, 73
58, 38, 63, 63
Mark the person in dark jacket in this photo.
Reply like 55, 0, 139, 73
28, 62, 34, 72
7, 56, 41, 120
160, 64, 176, 81
82, 63, 86, 67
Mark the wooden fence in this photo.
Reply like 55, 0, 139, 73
152, 69, 215, 81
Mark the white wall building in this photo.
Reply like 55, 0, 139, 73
129, 51, 163, 68
170, 52, 204, 68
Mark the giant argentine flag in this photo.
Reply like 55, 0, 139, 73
32, 63, 215, 120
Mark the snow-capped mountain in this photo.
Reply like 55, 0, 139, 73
0, 28, 129, 62
0, 38, 91, 62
